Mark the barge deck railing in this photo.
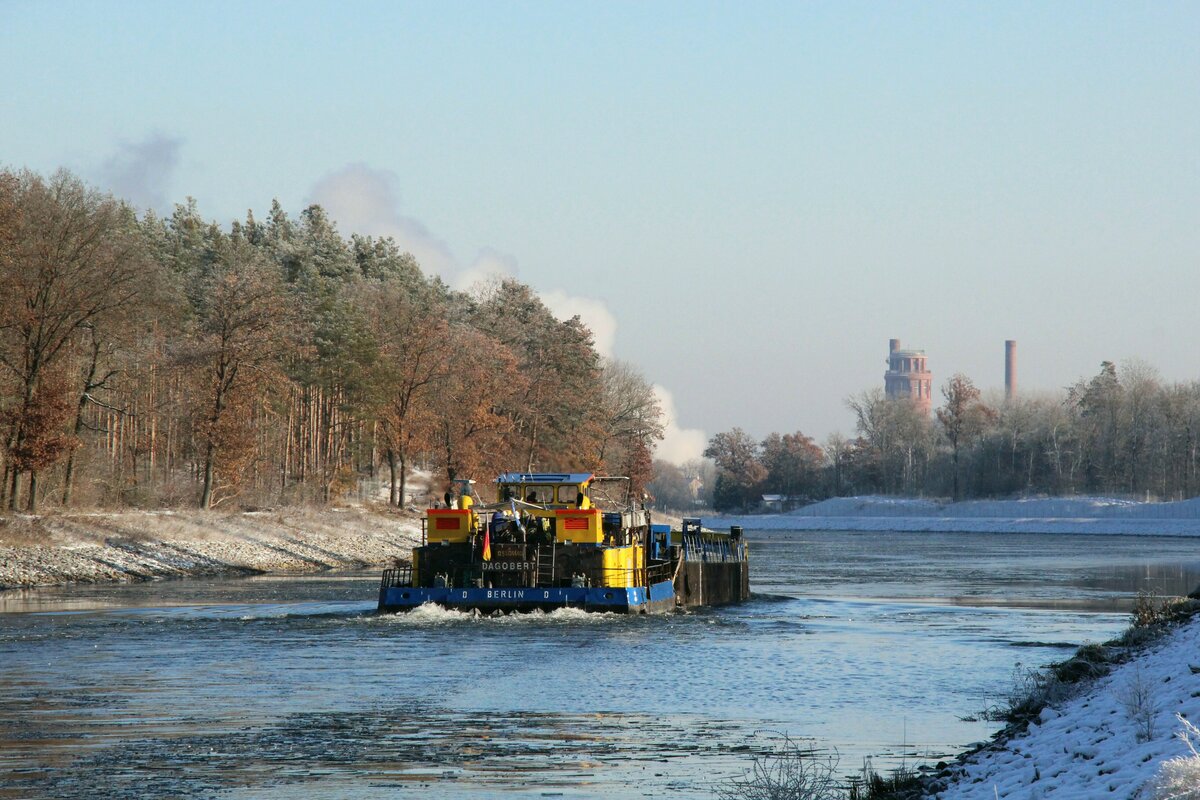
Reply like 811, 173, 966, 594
380, 566, 413, 589
681, 533, 747, 563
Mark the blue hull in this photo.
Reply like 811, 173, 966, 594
378, 579, 677, 614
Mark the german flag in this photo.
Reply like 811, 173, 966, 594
482, 527, 492, 562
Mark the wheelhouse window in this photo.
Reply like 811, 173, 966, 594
522, 485, 555, 504
556, 485, 585, 505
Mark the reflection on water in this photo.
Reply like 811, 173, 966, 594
2, 530, 1198, 798
751, 530, 1200, 609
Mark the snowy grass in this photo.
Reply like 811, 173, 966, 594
1118, 664, 1161, 743
974, 663, 1078, 726
935, 601, 1200, 799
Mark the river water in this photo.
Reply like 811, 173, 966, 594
3, 530, 1199, 799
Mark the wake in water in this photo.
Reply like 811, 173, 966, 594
373, 601, 626, 626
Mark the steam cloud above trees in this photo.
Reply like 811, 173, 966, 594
94, 133, 183, 214
652, 385, 707, 465
308, 163, 461, 279
309, 163, 619, 353
308, 161, 707, 464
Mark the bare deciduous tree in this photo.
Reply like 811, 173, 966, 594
597, 359, 663, 493
366, 280, 454, 507
936, 374, 996, 501
0, 170, 148, 511
180, 238, 291, 508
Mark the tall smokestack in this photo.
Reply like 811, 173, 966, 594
1005, 340, 1017, 400
889, 338, 900, 355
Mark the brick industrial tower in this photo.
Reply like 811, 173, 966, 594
884, 338, 932, 414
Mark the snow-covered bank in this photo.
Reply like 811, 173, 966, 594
0, 507, 421, 589
706, 495, 1200, 536
933, 611, 1200, 799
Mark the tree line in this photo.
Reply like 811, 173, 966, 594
0, 168, 664, 513
702, 364, 1200, 512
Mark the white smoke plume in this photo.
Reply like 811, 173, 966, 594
95, 133, 183, 214
541, 290, 617, 359
308, 163, 460, 278
309, 163, 701, 460
310, 163, 618, 358
652, 385, 707, 465
453, 247, 520, 294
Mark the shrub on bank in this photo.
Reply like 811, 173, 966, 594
715, 733, 924, 800
715, 733, 841, 800
977, 592, 1196, 730
847, 759, 922, 800
1140, 714, 1200, 800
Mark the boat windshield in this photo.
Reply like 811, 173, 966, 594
587, 477, 631, 510
497, 481, 576, 507
521, 485, 555, 504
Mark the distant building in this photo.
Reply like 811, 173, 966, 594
760, 494, 809, 512
761, 494, 784, 512
884, 338, 932, 414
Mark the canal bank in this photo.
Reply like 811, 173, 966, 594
0, 507, 422, 589
928, 600, 1200, 799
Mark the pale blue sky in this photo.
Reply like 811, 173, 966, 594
3, 1, 1198, 458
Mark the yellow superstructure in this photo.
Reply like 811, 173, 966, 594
426, 509, 475, 543
599, 544, 644, 588
553, 509, 602, 544
415, 472, 655, 592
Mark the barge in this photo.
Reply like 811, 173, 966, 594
378, 472, 749, 614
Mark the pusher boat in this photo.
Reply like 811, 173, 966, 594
378, 472, 749, 614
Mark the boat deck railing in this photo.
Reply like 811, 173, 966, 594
380, 566, 412, 589
681, 532, 747, 563
645, 561, 674, 584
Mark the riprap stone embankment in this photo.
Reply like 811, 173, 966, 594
0, 507, 421, 589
